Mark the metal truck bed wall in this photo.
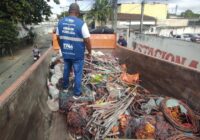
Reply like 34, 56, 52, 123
0, 43, 199, 140
0, 48, 52, 140
0, 47, 72, 140
113, 46, 200, 110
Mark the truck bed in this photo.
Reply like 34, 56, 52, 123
49, 113, 73, 140
0, 46, 200, 140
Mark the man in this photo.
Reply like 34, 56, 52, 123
169, 30, 174, 37
118, 35, 127, 47
56, 3, 92, 99
32, 44, 40, 61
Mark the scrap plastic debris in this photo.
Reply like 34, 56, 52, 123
47, 98, 59, 112
46, 51, 200, 139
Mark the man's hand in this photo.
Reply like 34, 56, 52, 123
86, 53, 92, 61
84, 37, 92, 55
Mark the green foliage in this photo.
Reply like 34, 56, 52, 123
57, 11, 70, 19
0, 0, 59, 53
86, 0, 112, 26
0, 0, 53, 24
0, 20, 18, 48
47, 0, 60, 4
57, 11, 84, 20
181, 9, 200, 18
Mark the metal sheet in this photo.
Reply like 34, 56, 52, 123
132, 34, 200, 71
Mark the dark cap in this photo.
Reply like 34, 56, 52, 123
68, 3, 80, 13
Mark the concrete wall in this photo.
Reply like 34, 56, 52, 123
158, 26, 200, 37
157, 19, 189, 27
113, 46, 200, 111
17, 23, 29, 38
17, 22, 55, 39
34, 24, 55, 35
145, 26, 200, 36
129, 34, 200, 71
0, 48, 52, 140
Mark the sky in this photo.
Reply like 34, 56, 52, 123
48, 0, 200, 18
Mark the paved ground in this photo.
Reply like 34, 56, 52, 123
0, 34, 52, 94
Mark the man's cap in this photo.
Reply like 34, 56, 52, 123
68, 3, 80, 13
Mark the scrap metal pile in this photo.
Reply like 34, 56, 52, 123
47, 51, 200, 140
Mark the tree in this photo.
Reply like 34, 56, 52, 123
57, 11, 84, 20
57, 11, 69, 19
86, 0, 112, 26
0, 0, 55, 29
0, 20, 19, 57
0, 0, 59, 56
181, 9, 200, 18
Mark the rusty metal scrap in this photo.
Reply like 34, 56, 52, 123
86, 88, 137, 140
166, 134, 200, 140
161, 97, 199, 133
67, 111, 87, 135
155, 112, 182, 140
47, 51, 200, 140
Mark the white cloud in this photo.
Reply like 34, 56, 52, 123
48, 0, 200, 17
168, 0, 200, 14
48, 0, 94, 17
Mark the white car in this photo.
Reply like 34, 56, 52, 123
174, 34, 191, 41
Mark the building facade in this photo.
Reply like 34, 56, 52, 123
118, 3, 168, 20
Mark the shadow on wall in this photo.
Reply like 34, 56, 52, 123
113, 46, 200, 111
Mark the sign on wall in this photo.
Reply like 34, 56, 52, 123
132, 34, 200, 71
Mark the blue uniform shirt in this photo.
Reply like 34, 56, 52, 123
118, 38, 127, 47
57, 16, 85, 60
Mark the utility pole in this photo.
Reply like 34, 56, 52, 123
140, 0, 145, 33
175, 5, 178, 15
112, 0, 118, 32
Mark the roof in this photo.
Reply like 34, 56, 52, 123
117, 13, 156, 21
117, 0, 167, 4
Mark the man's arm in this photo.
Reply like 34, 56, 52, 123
57, 35, 60, 47
84, 38, 91, 55
56, 27, 61, 47
82, 23, 91, 55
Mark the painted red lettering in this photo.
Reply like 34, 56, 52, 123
189, 60, 199, 69
154, 49, 162, 58
175, 56, 186, 65
141, 45, 149, 55
162, 52, 167, 59
148, 47, 154, 56
135, 45, 142, 52
165, 53, 175, 62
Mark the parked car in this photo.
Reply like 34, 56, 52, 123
190, 34, 200, 43
173, 34, 191, 41
174, 33, 200, 42
182, 33, 194, 41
